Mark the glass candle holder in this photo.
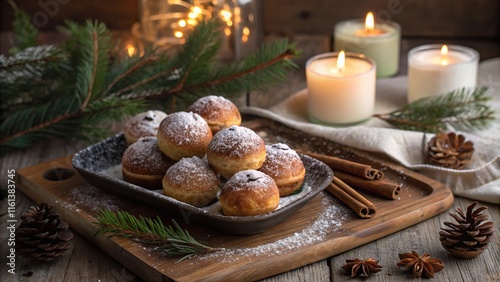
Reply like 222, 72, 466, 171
133, 0, 262, 60
334, 18, 400, 78
407, 44, 479, 103
306, 52, 376, 126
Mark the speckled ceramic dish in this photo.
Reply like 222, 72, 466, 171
72, 132, 333, 234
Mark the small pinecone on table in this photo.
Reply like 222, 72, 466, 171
16, 203, 73, 261
427, 132, 474, 169
439, 202, 495, 258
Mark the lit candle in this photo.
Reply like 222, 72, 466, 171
306, 51, 376, 125
407, 44, 479, 103
334, 12, 401, 78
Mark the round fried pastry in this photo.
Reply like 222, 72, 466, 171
162, 156, 220, 207
122, 137, 175, 190
187, 95, 241, 134
206, 125, 266, 179
157, 111, 212, 161
259, 143, 306, 196
124, 110, 167, 145
219, 170, 279, 216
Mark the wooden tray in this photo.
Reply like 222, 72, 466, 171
16, 117, 454, 282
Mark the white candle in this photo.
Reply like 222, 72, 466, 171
407, 44, 479, 103
306, 52, 376, 125
334, 12, 401, 78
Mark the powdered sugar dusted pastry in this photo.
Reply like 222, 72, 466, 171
206, 125, 266, 179
259, 143, 305, 196
162, 156, 220, 207
124, 110, 167, 145
122, 137, 175, 190
157, 111, 212, 161
219, 170, 279, 216
187, 95, 241, 134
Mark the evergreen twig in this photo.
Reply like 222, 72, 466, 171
374, 86, 495, 132
94, 210, 223, 261
7, 0, 38, 54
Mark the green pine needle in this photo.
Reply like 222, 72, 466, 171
94, 210, 223, 261
7, 0, 38, 54
374, 86, 496, 132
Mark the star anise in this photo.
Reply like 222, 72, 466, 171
397, 251, 445, 278
341, 257, 382, 277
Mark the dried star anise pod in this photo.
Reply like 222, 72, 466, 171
341, 257, 382, 277
397, 251, 445, 278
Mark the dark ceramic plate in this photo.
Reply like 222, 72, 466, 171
72, 133, 333, 235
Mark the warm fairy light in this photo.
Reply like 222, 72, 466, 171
187, 18, 197, 25
226, 20, 233, 26
365, 12, 375, 32
224, 27, 231, 36
174, 31, 184, 38
441, 45, 449, 65
178, 19, 187, 27
192, 6, 202, 15
243, 27, 250, 36
220, 10, 232, 22
337, 50, 345, 73
126, 45, 136, 57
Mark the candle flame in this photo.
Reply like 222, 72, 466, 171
440, 45, 448, 65
365, 12, 375, 32
337, 50, 345, 73
441, 45, 448, 56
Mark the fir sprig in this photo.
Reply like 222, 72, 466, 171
7, 0, 38, 55
374, 86, 496, 132
94, 210, 223, 261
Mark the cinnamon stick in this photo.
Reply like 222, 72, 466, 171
298, 151, 384, 180
334, 171, 401, 200
326, 177, 376, 219
333, 177, 375, 211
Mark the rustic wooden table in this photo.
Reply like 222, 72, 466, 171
0, 33, 499, 282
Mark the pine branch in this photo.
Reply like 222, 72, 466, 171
94, 210, 223, 261
184, 41, 298, 93
7, 0, 38, 54
102, 52, 160, 96
374, 86, 496, 132
144, 39, 298, 101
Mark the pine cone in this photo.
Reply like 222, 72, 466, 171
427, 132, 474, 169
16, 203, 73, 261
439, 202, 495, 258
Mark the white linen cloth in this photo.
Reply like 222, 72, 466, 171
242, 58, 500, 204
